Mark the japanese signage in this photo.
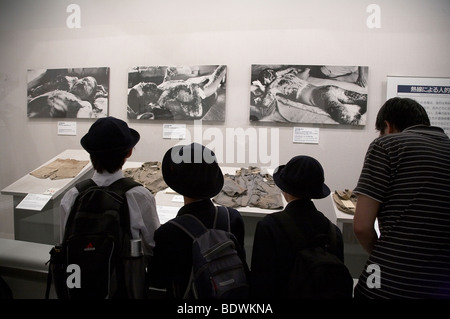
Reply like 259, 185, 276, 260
387, 76, 450, 136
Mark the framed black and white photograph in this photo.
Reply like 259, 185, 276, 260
27, 67, 109, 118
127, 65, 226, 121
250, 64, 368, 125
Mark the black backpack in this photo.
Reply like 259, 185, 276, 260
168, 206, 249, 299
273, 213, 354, 299
46, 177, 145, 299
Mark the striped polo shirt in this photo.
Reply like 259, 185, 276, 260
353, 125, 450, 299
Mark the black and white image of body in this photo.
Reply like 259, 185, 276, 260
250, 64, 368, 125
27, 67, 109, 118
127, 65, 226, 121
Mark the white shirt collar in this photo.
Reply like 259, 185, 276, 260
91, 169, 124, 186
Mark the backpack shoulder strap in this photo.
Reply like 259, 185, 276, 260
74, 178, 97, 193
168, 214, 208, 240
64, 179, 98, 242
168, 206, 232, 239
107, 177, 141, 236
107, 177, 142, 196
214, 206, 248, 272
213, 206, 231, 232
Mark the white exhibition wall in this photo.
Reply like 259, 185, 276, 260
1, 0, 449, 217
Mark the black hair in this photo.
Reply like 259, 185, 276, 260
375, 97, 430, 133
90, 149, 129, 174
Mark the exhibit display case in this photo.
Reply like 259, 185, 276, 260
1, 149, 93, 245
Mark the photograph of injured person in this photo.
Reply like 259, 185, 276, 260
127, 65, 226, 121
250, 64, 368, 125
27, 67, 109, 118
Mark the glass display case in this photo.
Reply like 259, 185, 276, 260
1, 149, 93, 245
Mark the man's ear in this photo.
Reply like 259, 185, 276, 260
385, 121, 398, 134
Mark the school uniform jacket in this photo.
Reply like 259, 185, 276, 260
250, 198, 344, 299
149, 198, 247, 298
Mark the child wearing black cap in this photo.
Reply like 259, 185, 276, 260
149, 142, 248, 298
60, 116, 160, 258
250, 155, 345, 299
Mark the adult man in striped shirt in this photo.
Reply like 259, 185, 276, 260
353, 97, 450, 299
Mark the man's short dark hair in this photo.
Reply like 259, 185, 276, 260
375, 97, 430, 133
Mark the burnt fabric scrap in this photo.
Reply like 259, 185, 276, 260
333, 189, 357, 215
213, 166, 284, 210
30, 158, 89, 180
123, 161, 168, 194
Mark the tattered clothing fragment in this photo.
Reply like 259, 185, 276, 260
332, 189, 357, 215
30, 158, 89, 180
123, 161, 168, 194
213, 167, 284, 210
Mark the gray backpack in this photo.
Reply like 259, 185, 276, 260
168, 206, 249, 299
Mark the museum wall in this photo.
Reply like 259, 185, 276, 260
1, 0, 449, 217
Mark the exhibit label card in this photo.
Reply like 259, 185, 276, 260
171, 195, 184, 203
163, 124, 186, 139
156, 205, 179, 224
57, 121, 77, 136
43, 188, 60, 195
293, 127, 319, 144
16, 193, 52, 211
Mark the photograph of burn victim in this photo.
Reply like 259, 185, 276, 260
250, 64, 368, 125
27, 67, 109, 119
127, 65, 226, 121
